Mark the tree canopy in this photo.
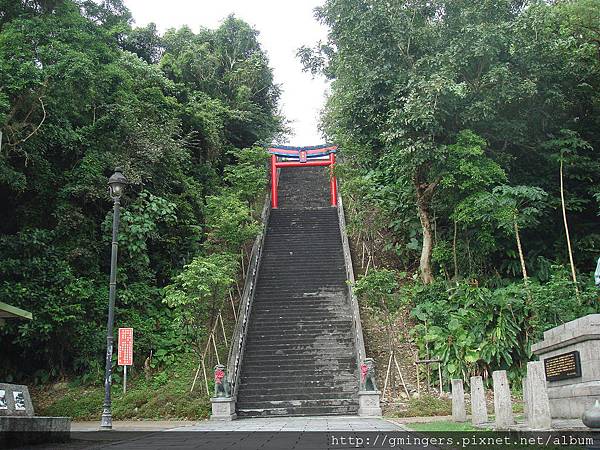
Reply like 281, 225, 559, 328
0, 0, 281, 380
302, 0, 600, 381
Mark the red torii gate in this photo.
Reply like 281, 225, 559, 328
267, 144, 337, 209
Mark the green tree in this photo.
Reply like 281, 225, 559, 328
456, 185, 548, 286
304, 0, 600, 283
163, 253, 237, 356
0, 1, 279, 380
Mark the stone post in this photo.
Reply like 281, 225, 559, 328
451, 379, 467, 422
358, 391, 383, 417
492, 370, 514, 429
527, 361, 552, 430
470, 376, 488, 425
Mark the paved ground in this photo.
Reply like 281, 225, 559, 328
17, 417, 406, 450
71, 420, 192, 432
71, 416, 404, 432
170, 416, 406, 432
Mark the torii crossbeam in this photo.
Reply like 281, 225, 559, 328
267, 144, 337, 209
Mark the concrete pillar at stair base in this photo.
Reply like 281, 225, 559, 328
358, 391, 382, 417
210, 397, 237, 421
492, 370, 514, 429
451, 379, 467, 422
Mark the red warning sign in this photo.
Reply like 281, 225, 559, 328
117, 328, 133, 366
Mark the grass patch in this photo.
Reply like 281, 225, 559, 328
32, 354, 211, 420
387, 394, 452, 418
408, 421, 478, 432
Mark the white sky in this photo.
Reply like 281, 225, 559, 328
123, 0, 330, 146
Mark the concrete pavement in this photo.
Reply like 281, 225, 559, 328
48, 417, 407, 450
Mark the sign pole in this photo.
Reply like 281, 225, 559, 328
123, 365, 127, 394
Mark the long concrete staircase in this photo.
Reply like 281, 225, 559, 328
235, 167, 359, 417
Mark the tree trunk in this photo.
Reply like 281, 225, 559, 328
414, 172, 438, 284
453, 219, 458, 280
560, 158, 579, 295
513, 217, 528, 282
417, 197, 434, 284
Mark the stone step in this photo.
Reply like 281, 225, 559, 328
253, 294, 347, 300
241, 357, 356, 367
237, 396, 357, 407
238, 381, 356, 392
248, 327, 354, 340
235, 169, 359, 417
240, 367, 352, 376
250, 303, 347, 311
237, 397, 357, 407
240, 374, 356, 383
241, 365, 356, 374
241, 354, 355, 363
246, 328, 352, 336
242, 350, 354, 360
248, 316, 352, 323
238, 382, 357, 393
244, 334, 352, 342
247, 327, 352, 335
247, 318, 352, 326
246, 327, 352, 336
244, 339, 353, 350
249, 311, 348, 319
256, 277, 345, 285
254, 287, 348, 294
250, 305, 349, 311
237, 404, 359, 418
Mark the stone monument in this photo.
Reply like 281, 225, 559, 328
0, 303, 71, 447
531, 314, 600, 419
0, 384, 34, 417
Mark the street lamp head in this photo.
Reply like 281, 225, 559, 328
108, 167, 127, 199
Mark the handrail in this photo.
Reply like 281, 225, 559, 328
336, 184, 367, 377
226, 191, 271, 401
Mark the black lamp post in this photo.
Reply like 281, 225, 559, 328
100, 167, 127, 431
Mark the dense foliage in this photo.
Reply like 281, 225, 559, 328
0, 0, 280, 381
302, 0, 600, 382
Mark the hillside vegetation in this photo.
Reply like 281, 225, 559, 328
300, 0, 600, 391
0, 0, 280, 417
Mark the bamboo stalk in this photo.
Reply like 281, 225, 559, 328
211, 334, 220, 365
361, 241, 366, 268
190, 359, 202, 393
393, 354, 410, 397
560, 158, 579, 295
218, 313, 228, 347
382, 352, 393, 401
229, 290, 237, 321
240, 249, 246, 280
453, 219, 458, 280
201, 358, 209, 395
416, 367, 420, 395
